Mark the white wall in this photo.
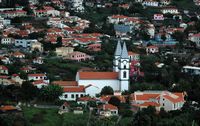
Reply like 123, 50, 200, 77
78, 79, 120, 96
15, 39, 37, 48
59, 92, 85, 101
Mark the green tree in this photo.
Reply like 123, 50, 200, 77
20, 81, 38, 101
39, 85, 63, 102
100, 86, 114, 95
108, 96, 120, 107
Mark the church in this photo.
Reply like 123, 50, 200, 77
54, 40, 130, 101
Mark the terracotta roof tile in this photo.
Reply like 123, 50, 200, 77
63, 85, 85, 92
78, 72, 118, 80
52, 81, 78, 86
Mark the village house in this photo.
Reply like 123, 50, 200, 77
188, 33, 200, 47
31, 42, 43, 52
32, 80, 48, 88
153, 14, 164, 21
52, 81, 86, 101
43, 6, 60, 17
0, 65, 8, 74
55, 47, 74, 57
67, 0, 85, 12
0, 75, 12, 85
108, 15, 128, 24
15, 39, 37, 48
160, 0, 171, 6
161, 6, 179, 14
98, 104, 118, 117
11, 74, 24, 85
146, 45, 159, 54
0, 10, 27, 18
65, 51, 92, 62
20, 67, 31, 73
28, 73, 49, 84
77, 97, 97, 105
34, 10, 47, 17
12, 52, 25, 58
142, 0, 159, 7
130, 91, 185, 111
0, 56, 11, 64
1, 37, 14, 44
182, 66, 200, 75
33, 57, 43, 64
58, 102, 70, 114
87, 44, 101, 52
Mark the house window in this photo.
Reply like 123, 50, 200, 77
80, 94, 83, 97
124, 65, 126, 69
123, 71, 126, 78
76, 94, 78, 98
64, 94, 68, 98
71, 94, 74, 98
163, 103, 165, 106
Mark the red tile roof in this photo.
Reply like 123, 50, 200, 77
0, 75, 9, 79
138, 102, 160, 107
0, 105, 17, 111
78, 72, 118, 80
32, 80, 48, 85
52, 81, 78, 86
163, 94, 184, 103
63, 85, 85, 92
28, 74, 46, 77
0, 65, 8, 70
101, 104, 118, 110
77, 96, 96, 101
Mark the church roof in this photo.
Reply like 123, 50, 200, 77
78, 72, 118, 80
114, 40, 122, 56
121, 42, 129, 59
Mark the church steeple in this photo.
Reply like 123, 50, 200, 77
121, 42, 129, 59
113, 39, 122, 72
118, 41, 129, 91
114, 39, 122, 56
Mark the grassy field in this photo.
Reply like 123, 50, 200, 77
22, 107, 132, 126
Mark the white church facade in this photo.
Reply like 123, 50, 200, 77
54, 40, 130, 101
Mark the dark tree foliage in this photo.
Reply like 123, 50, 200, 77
100, 86, 114, 95
108, 96, 120, 107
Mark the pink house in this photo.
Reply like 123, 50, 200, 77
87, 44, 101, 52
66, 51, 92, 62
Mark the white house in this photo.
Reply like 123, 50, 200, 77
68, 0, 85, 12
0, 57, 11, 64
161, 6, 179, 14
52, 81, 85, 101
28, 73, 48, 82
146, 45, 159, 54
182, 66, 200, 75
142, 0, 159, 7
189, 33, 200, 47
131, 91, 185, 111
12, 52, 25, 58
1, 37, 14, 44
32, 80, 48, 89
15, 39, 37, 48
33, 57, 43, 64
154, 14, 164, 20
108, 15, 128, 24
0, 65, 8, 74
98, 104, 118, 117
